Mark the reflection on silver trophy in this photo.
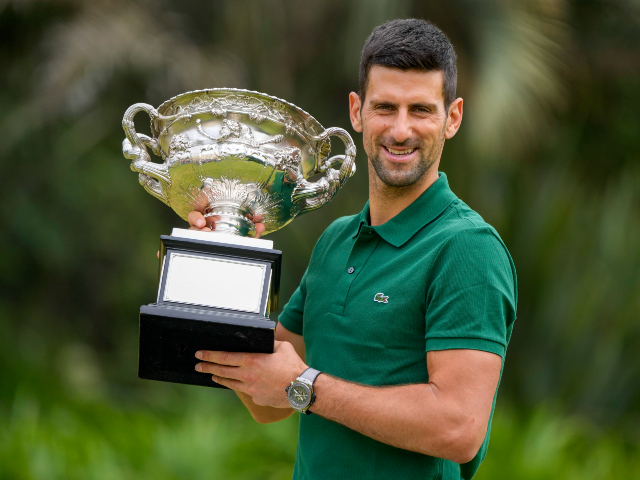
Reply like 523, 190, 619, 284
122, 88, 356, 236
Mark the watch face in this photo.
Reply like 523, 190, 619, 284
287, 382, 311, 409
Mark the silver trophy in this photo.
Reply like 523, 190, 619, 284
122, 89, 356, 388
122, 88, 356, 237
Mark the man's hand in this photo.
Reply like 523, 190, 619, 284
195, 340, 307, 408
186, 211, 266, 238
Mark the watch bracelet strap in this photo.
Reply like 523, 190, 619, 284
297, 368, 321, 415
298, 367, 322, 384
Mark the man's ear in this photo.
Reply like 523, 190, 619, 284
444, 97, 463, 139
349, 92, 363, 133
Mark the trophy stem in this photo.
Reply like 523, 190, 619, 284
205, 206, 256, 237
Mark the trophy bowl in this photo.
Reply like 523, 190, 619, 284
122, 88, 356, 237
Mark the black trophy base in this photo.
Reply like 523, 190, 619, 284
138, 304, 276, 388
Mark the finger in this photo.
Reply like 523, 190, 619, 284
195, 362, 242, 381
245, 213, 264, 224
187, 211, 206, 229
211, 375, 246, 392
246, 213, 265, 239
205, 215, 220, 230
196, 350, 246, 366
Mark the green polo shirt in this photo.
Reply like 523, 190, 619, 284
278, 172, 517, 480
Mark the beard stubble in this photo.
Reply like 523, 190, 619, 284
367, 123, 447, 188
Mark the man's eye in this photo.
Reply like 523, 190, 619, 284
377, 105, 394, 111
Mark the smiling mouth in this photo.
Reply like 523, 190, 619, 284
383, 146, 417, 156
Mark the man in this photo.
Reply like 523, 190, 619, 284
188, 19, 517, 480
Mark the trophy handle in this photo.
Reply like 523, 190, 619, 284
122, 103, 171, 205
291, 127, 356, 214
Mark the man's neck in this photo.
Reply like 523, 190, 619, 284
368, 166, 439, 227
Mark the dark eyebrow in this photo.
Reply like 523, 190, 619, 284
409, 102, 438, 111
368, 99, 397, 107
367, 99, 439, 111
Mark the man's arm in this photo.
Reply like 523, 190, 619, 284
309, 349, 501, 464
234, 323, 306, 424
195, 343, 501, 464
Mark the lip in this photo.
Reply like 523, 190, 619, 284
380, 145, 418, 162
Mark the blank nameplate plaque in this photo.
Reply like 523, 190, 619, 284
158, 252, 271, 315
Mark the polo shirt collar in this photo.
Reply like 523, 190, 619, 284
354, 172, 458, 247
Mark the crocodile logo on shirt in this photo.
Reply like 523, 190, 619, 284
374, 293, 389, 304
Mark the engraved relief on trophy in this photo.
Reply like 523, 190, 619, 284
274, 146, 304, 183
196, 118, 285, 148
167, 134, 194, 166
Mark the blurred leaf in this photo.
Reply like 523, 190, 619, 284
467, 1, 570, 163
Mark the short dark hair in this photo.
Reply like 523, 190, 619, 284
358, 19, 457, 108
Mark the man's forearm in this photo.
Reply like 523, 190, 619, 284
195, 345, 500, 463
308, 374, 482, 464
235, 391, 294, 424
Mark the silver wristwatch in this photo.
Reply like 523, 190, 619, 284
285, 367, 322, 415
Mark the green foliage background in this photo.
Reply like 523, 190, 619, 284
1, 0, 639, 478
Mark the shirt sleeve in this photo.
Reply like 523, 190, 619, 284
276, 268, 308, 335
424, 226, 517, 357
274, 221, 339, 336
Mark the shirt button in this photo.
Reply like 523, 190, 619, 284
347, 267, 355, 274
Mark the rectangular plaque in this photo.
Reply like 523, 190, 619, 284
161, 252, 267, 314
159, 235, 282, 312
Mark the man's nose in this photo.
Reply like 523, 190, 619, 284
389, 110, 412, 144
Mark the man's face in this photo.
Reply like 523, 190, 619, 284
349, 66, 461, 188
